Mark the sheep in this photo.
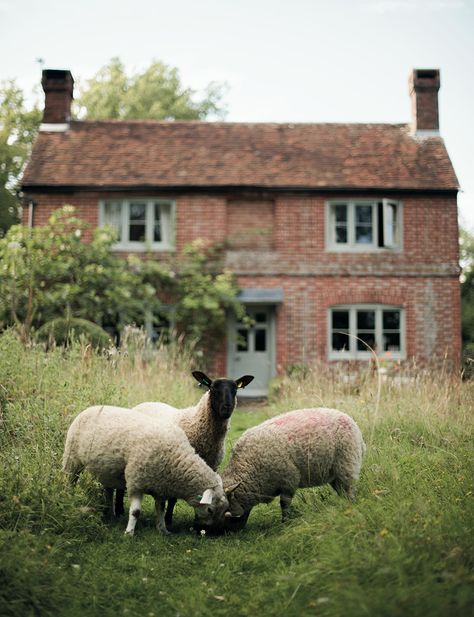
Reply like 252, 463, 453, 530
207, 407, 365, 532
114, 370, 254, 526
62, 405, 229, 535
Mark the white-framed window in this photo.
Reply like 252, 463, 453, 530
99, 198, 175, 251
328, 305, 405, 360
326, 199, 401, 251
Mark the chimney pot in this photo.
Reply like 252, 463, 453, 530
409, 68, 440, 134
41, 69, 74, 124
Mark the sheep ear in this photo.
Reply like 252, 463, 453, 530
224, 481, 241, 495
235, 375, 254, 389
199, 489, 214, 505
192, 371, 212, 389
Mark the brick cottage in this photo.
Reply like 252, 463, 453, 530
21, 68, 460, 395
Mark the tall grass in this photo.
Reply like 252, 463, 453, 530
0, 330, 473, 617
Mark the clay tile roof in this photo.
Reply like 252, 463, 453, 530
22, 120, 459, 191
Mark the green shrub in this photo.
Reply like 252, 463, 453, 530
35, 317, 112, 350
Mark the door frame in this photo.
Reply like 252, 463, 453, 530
227, 304, 277, 397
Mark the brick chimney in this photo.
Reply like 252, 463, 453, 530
41, 69, 74, 125
408, 68, 440, 135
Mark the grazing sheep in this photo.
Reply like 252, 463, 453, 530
62, 405, 229, 535
208, 407, 365, 532
114, 370, 254, 526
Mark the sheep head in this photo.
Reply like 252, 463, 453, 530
192, 371, 254, 420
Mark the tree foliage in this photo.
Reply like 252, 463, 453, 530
0, 81, 41, 236
460, 226, 474, 373
0, 207, 242, 351
0, 207, 162, 341
75, 57, 227, 121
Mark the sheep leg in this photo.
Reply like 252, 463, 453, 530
280, 494, 294, 521
155, 498, 171, 535
124, 493, 143, 536
164, 498, 177, 528
115, 489, 125, 516
104, 488, 114, 520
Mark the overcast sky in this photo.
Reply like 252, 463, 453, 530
1, 0, 473, 229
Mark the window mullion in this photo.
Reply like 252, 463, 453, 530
123, 201, 129, 243
349, 203, 354, 246
376, 309, 382, 356
146, 200, 153, 244
350, 308, 356, 353
372, 202, 377, 248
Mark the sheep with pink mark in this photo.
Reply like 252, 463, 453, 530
204, 407, 366, 533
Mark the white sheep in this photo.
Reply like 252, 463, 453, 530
114, 370, 254, 526
209, 407, 365, 532
62, 405, 229, 535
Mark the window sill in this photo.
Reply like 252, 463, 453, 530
111, 243, 175, 253
326, 245, 402, 253
328, 353, 405, 361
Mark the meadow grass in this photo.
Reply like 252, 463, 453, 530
0, 330, 473, 617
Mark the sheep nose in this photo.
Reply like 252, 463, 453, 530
221, 405, 233, 418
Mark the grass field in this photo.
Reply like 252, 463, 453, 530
0, 330, 473, 617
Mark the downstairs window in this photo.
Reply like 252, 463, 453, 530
329, 305, 405, 360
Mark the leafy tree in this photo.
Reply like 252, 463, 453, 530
460, 226, 474, 374
161, 239, 244, 352
0, 81, 41, 236
0, 207, 242, 351
0, 206, 165, 342
75, 57, 227, 120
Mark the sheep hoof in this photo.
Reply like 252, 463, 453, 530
124, 529, 135, 537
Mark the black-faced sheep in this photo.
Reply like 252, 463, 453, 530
114, 371, 254, 526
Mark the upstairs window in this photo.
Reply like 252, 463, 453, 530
99, 199, 175, 251
327, 200, 401, 251
329, 305, 405, 360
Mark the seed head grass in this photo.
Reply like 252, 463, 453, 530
0, 330, 473, 617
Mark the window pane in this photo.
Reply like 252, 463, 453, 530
332, 332, 350, 351
357, 311, 375, 329
383, 310, 400, 329
130, 203, 146, 221
332, 310, 349, 329
355, 205, 372, 224
335, 205, 347, 222
383, 203, 397, 247
357, 332, 376, 351
255, 312, 267, 323
384, 332, 400, 351
129, 224, 146, 242
255, 329, 266, 352
335, 225, 347, 243
355, 205, 373, 244
237, 329, 248, 352
355, 226, 373, 244
103, 202, 122, 241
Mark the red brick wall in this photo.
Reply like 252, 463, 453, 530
23, 190, 461, 370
